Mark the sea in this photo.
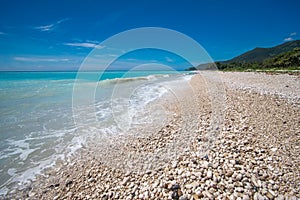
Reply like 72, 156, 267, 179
0, 70, 194, 195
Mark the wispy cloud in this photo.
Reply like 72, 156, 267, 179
0, 31, 6, 35
284, 37, 293, 42
14, 56, 70, 62
63, 42, 104, 49
284, 32, 297, 42
34, 18, 69, 32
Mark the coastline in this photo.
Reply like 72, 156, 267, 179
6, 72, 300, 199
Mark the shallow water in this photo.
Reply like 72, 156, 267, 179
0, 70, 193, 195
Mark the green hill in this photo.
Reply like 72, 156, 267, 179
189, 40, 300, 71
215, 47, 300, 71
223, 40, 300, 63
262, 47, 300, 69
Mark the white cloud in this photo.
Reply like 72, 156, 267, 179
34, 18, 69, 32
283, 37, 293, 42
283, 32, 297, 42
14, 57, 70, 62
0, 31, 6, 35
64, 42, 105, 49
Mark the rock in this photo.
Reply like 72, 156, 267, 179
171, 190, 179, 200
266, 190, 276, 199
261, 188, 268, 195
236, 187, 244, 192
236, 173, 243, 181
275, 195, 284, 200
53, 195, 60, 200
28, 192, 36, 197
226, 171, 234, 177
202, 190, 214, 199
65, 180, 73, 187
172, 162, 178, 168
251, 176, 261, 188
179, 195, 188, 200
207, 170, 213, 179
287, 196, 297, 200
138, 193, 144, 199
270, 148, 277, 152
171, 183, 180, 191
242, 194, 250, 200
88, 177, 95, 183
269, 180, 275, 185
186, 181, 198, 189
254, 192, 266, 200
143, 191, 149, 199
122, 177, 130, 185
230, 160, 236, 165
67, 192, 73, 197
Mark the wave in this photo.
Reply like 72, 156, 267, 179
98, 74, 170, 86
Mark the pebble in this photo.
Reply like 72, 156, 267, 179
53, 195, 60, 200
88, 178, 95, 183
179, 195, 188, 200
242, 194, 250, 200
275, 195, 285, 200
236, 173, 243, 181
251, 176, 262, 188
207, 170, 213, 179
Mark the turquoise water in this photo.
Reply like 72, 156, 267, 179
0, 70, 192, 195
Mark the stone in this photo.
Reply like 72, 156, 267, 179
254, 192, 266, 200
251, 176, 261, 188
236, 187, 244, 192
53, 195, 60, 200
270, 148, 277, 152
179, 195, 188, 200
266, 190, 276, 199
242, 194, 250, 200
171, 183, 180, 190
171, 190, 179, 200
275, 195, 284, 200
138, 193, 144, 199
287, 196, 297, 200
65, 180, 73, 187
67, 192, 73, 197
88, 178, 96, 183
122, 177, 130, 185
202, 190, 214, 199
172, 162, 178, 168
207, 170, 213, 179
236, 173, 243, 181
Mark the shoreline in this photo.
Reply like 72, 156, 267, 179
5, 72, 300, 199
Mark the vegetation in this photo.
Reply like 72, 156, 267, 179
262, 47, 300, 69
223, 40, 300, 63
215, 47, 300, 71
187, 40, 300, 73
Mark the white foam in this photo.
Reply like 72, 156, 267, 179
19, 148, 38, 161
7, 168, 17, 177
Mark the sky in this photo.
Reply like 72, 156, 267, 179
0, 0, 299, 71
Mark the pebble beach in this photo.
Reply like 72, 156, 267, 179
7, 72, 300, 200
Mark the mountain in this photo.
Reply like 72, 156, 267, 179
189, 40, 300, 71
262, 47, 300, 68
223, 40, 300, 63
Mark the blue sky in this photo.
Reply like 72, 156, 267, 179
0, 0, 299, 71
